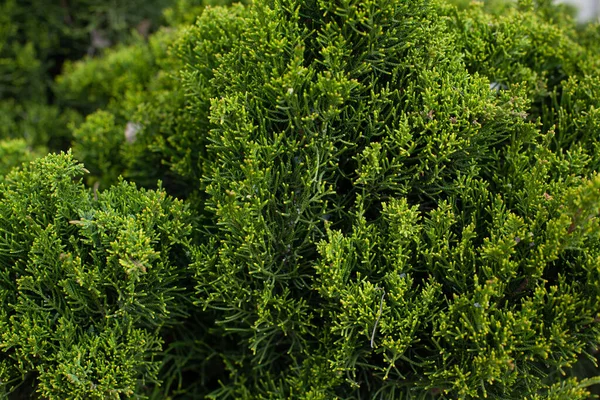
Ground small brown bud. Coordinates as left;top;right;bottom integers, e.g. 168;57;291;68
507;359;515;371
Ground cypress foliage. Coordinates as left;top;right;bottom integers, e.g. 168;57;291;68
0;0;201;154
57;26;196;194
0;139;41;183
57;4;248;197
1;0;600;398
182;0;600;397
0;152;196;398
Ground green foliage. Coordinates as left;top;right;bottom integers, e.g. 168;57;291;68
2;0;600;398
446;0;599;135
0;100;82;152
181;0;599;397
0;139;39;183
70;111;129;189
56;28;193;196
0;152;196;398
163;0;249;26
56;27;179;117
0;0;180;151
57;5;247;197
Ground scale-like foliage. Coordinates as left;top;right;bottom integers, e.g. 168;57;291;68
56;4;246;197
0;152;195;398
0;0;182;152
2;0;600;398
0;139;41;183
182;0;600;397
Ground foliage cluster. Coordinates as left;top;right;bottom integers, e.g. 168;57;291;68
0;153;196;398
1;0;600;398
0;0;210;155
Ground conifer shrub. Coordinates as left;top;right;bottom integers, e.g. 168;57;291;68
0;139;40;183
2;0;600;398
63;2;278;196
181;1;600;397
56;3;246;196
0;152;198;398
56;26;190;193
0;0;207;154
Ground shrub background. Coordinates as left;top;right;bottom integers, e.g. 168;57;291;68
0;0;220;155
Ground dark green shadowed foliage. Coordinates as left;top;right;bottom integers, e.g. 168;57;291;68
57;4;249;199
0;139;42;184
0;0;181;153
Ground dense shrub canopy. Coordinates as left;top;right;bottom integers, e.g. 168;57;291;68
1;0;600;398
0;153;195;398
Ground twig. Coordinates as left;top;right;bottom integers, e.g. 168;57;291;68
370;287;386;348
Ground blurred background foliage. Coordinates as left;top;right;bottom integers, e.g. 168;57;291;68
0;0;236;156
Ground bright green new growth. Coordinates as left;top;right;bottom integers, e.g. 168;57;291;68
1;0;600;398
0;153;194;399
